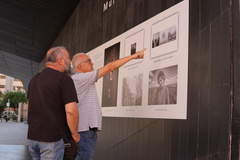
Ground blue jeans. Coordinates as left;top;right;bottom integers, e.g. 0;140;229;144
75;130;97;160
28;139;64;160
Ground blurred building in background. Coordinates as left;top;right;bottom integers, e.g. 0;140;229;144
0;73;25;93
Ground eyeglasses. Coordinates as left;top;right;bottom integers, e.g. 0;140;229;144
80;59;92;64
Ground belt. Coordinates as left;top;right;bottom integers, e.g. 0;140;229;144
89;127;98;132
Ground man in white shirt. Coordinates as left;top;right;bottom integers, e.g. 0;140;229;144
71;48;146;160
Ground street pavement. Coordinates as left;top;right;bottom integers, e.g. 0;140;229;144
0;119;28;145
0;119;32;160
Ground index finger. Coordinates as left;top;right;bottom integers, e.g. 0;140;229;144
140;48;147;52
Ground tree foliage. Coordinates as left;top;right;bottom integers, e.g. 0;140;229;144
0;91;27;108
0;91;3;101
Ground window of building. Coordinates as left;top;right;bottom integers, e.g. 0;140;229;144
14;78;20;81
0;75;6;79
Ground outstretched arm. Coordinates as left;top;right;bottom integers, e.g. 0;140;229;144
98;48;146;79
65;102;80;143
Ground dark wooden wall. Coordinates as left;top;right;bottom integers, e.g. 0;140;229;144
232;0;240;159
49;0;237;159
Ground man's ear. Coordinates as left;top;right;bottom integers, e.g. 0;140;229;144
78;63;82;69
58;58;64;65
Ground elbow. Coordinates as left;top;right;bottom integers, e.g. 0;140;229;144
109;65;116;72
66;110;78;118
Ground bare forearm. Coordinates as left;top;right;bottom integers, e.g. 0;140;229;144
98;48;146;79
65;102;80;142
107;55;133;71
108;48;146;70
66;111;78;135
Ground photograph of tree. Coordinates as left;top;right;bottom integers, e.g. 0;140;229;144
122;73;143;106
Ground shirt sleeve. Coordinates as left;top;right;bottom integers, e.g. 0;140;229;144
62;75;78;105
72;70;98;86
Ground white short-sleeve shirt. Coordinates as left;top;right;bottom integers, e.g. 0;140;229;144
71;70;102;132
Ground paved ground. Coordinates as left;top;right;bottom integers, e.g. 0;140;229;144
0;120;32;160
0;120;28;145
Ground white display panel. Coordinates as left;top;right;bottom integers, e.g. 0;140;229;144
86;0;189;119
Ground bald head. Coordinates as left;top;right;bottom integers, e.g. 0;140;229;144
72;53;94;73
46;46;66;64
72;53;86;71
45;46;71;73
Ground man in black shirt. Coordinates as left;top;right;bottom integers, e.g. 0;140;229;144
27;46;80;159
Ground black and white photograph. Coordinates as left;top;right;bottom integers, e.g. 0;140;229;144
152;32;160;48
159;29;168;45
148;65;178;105
102;42;120;107
168;25;177;41
124;30;144;66
131;43;137;55
122;73;143;106
151;13;179;58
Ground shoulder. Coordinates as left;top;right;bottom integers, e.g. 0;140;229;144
43;68;73;84
163;86;169;92
61;73;74;83
72;70;98;84
72;70;98;79
29;73;40;85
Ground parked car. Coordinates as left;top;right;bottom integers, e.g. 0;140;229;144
1;111;18;120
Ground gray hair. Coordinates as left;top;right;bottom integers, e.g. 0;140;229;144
46;46;66;63
71;53;85;71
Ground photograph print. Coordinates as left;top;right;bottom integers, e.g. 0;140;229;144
152;32;160;48
159;28;168;45
124;30;144;66
168;25;177;42
122;73;143;106
102;42;120;107
131;43;137;55
151;13;179;58
148;65;178;105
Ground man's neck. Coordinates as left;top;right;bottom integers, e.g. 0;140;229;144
75;69;85;73
46;64;63;72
